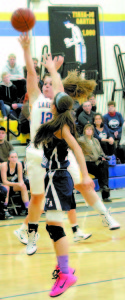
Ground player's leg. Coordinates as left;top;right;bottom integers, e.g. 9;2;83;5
67;193;92;242
67;150;92;239
46;211;77;297
27;193;44;255
14;147;45;250
26;147;46;255
14;215;29;245
14;205;44;245
68;150;120;230
75;183;120;230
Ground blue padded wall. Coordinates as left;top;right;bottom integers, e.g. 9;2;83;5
94;176;125;191
109;165;125;177
109;177;125;189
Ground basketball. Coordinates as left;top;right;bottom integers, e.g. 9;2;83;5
11;8;36;32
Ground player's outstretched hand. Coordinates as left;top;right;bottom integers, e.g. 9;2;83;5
18;32;30;49
54;55;64;71
41;54;56;72
41;54;64;72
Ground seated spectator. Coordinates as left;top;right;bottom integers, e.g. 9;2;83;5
0;126;14;166
0;100;7;120
103;101;124;144
77;100;95;135
117;121;125;163
1;150;30;216
2;54;26;98
78;124;111;202
0;72;18;117
75;93;96;121
18;92;30;134
75;103;83;121
71;99;80;122
88;93;97;112
24;57;44;91
94;113;116;156
36;69;43;92
23;57;40;79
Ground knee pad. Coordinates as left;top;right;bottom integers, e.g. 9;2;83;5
46;224;66;242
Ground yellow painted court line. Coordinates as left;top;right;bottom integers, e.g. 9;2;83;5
35;12;48;21
0;12;48;21
0;12;125;22
0;12;12;21
99;14;124;22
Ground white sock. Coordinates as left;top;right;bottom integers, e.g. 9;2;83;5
92;199;109;216
93;200;118;226
20;223;28;231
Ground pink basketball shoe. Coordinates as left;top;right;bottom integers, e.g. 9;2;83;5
49;270;77;297
55;265;75;274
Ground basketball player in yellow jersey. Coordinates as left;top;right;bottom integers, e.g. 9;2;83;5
14;33;91;255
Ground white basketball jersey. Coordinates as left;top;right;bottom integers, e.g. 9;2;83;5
30;93;53;142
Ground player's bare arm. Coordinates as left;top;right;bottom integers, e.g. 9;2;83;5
18;33;40;105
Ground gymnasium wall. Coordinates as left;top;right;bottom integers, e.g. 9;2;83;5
0;0;125;116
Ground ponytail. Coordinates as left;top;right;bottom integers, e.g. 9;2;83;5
34;110;76;147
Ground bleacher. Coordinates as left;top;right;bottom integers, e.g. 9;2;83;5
0;110;18;135
0;110;29;161
93;164;125;191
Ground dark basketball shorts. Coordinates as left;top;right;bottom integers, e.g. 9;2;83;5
44;169;75;212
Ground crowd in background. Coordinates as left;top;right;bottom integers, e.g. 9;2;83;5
0;53;125;219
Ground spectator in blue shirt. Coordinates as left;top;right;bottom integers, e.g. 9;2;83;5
103;101;124;143
94;113;116;156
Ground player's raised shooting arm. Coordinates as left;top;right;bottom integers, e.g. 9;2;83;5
18;33;41;105
41;54;64;97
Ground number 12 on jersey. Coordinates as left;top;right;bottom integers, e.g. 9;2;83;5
41;112;53;124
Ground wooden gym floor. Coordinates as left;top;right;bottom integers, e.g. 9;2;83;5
0;198;125;300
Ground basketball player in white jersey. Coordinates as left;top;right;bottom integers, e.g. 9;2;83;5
14;33;91;255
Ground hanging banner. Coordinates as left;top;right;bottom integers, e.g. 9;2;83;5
48;6;103;93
